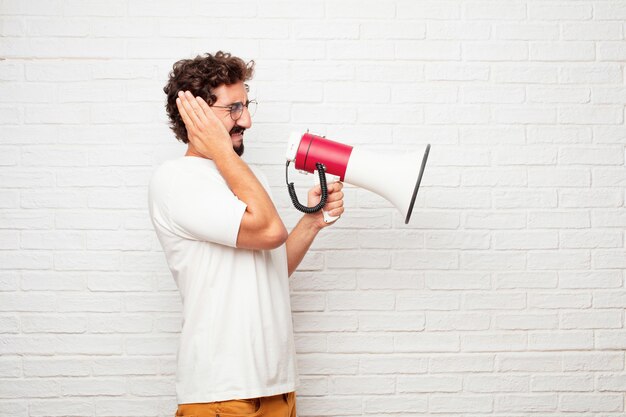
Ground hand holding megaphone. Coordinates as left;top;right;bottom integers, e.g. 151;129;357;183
285;131;430;224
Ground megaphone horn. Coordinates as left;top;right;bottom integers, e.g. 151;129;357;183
285;131;430;224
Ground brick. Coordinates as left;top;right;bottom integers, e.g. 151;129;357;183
95;399;160;417
426;312;490;331
362;21;425;40
461;167;527;187
528;293;591;309
560;230;622;249
328;334;393;353
398;375;461;393
497;353;562;372
464;2;525;20
463;86;524;103
21;315;86;333
425;272;490;289
495;23;559;40
560;64;623;84
364;396;427;413
430;395;493;412
427;21;490;40
528;210;590;229
527;86;590;104
560;394;623;412
530;42;595;61
465;211;526;230
594;290;626;307
597;374;626;392
595;1;626;19
598;42;626;61
528;251;590;270
561;271;622;289
464;42;528;61
528;126;592;144
328;41;394;60
563;23;622;40
327;291;394;311
495;394;557;412
466;375;528;392
397;1;461;19
393;250;459;270
359;313;424;332
291;293;326;312
528;331;593;350
493;231;558;249
397;293;460;311
496;314;558;330
560;189;622;208
528;167;590;187
511;190;566;208
430;354;494;372
559;106;624;125
561;311;622;329
330;376;394;395
396;40;461;60
593;250;626;269
23;358;90;377
425;63;489;81
464;292;526;310
563;352;624;371
392;84;457;103
495;272;558;289
493;64;557;83
395;333;459;352
528;2;591;20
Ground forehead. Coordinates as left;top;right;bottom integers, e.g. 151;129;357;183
213;81;248;104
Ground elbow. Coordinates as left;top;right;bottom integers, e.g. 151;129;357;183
263;222;288;249
237;213;288;251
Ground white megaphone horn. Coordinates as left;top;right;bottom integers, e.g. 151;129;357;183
285;131;430;224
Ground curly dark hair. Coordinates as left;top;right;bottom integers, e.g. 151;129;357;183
163;51;255;144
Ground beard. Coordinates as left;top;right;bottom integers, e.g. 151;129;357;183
230;125;245;156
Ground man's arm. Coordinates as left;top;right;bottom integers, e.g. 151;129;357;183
176;91;288;250
286;182;344;277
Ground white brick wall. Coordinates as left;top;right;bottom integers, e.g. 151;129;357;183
1;0;625;416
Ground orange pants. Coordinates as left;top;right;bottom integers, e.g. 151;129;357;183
175;392;296;417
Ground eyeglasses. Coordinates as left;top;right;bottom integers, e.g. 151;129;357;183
211;99;257;121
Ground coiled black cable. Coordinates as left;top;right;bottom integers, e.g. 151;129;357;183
286;161;328;213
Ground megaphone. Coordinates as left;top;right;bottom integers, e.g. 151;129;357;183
285;131;430;224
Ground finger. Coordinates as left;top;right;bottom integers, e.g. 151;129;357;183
184;91;209;125
326;206;344;217
326;191;344;203
176;96;196;130
178;91;202;128
195;96;220;123
324;199;344;211
331;182;344;192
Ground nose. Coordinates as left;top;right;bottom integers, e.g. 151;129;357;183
237;106;252;129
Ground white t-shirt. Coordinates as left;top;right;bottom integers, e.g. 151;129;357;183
148;156;298;404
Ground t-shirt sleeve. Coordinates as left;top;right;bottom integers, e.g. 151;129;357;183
166;171;247;248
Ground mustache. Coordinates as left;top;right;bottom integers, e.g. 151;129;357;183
230;126;245;135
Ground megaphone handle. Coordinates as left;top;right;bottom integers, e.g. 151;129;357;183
321;172;341;223
286;161;328;214
323;210;341;223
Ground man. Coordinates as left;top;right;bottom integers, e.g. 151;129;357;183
149;51;344;417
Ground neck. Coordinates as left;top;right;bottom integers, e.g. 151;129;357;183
185;144;208;159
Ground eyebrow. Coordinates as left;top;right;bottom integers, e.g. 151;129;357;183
227;98;249;106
